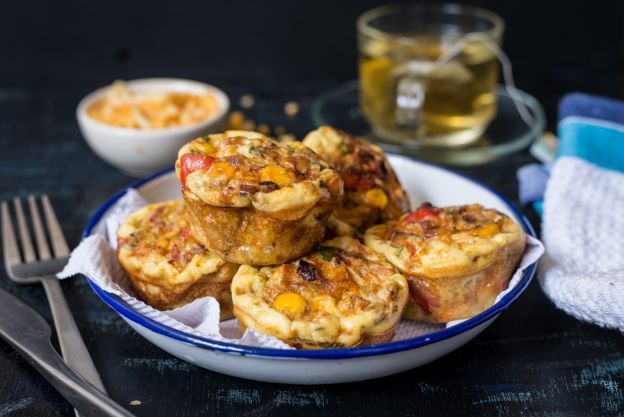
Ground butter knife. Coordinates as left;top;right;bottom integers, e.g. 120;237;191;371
0;287;134;417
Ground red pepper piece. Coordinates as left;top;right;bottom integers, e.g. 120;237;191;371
180;153;214;188
405;207;439;222
342;172;374;191
169;244;180;264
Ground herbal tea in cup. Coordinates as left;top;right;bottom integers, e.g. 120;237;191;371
357;4;504;147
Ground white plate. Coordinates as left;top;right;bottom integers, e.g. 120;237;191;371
84;155;538;384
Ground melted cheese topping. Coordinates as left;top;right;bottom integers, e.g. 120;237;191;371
176;131;343;212
364;204;526;278
231;236;408;349
117;201;235;308
303;126;410;233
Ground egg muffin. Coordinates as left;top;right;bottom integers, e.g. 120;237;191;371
231;236;409;349
117;200;238;318
303;126;410;235
365;203;526;323
176;130;343;265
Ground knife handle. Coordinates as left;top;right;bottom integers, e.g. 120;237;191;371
4;334;134;417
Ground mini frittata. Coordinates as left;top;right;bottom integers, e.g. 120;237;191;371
117;200;238;319
364;203;526;323
231;236;409;349
175;130;343;265
303;126;410;235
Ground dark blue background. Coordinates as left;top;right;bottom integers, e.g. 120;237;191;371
2;0;623;113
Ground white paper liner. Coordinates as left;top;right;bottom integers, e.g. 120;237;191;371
58;189;544;349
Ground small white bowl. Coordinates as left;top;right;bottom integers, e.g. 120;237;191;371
77;78;230;177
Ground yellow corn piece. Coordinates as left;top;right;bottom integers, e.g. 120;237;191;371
309;296;336;314
209;161;235;179
260;165;293;187
273;292;306;318
194;140;216;155
363;188;388;209
475;223;499;237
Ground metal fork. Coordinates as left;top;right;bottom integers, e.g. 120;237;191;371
1;195;107;417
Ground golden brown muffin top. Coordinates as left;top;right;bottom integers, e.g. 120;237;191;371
259;237;401;311
117;201;226;286
303;126;410;231
231;236;408;348
176;131;343;214
365;203;526;278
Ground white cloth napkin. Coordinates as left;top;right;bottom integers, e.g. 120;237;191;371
541;157;624;332
58;189;543;349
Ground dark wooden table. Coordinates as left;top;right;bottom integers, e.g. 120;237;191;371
1;80;623;417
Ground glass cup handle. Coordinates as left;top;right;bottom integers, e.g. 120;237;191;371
395;76;425;129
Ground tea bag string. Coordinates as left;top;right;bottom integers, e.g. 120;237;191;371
436;33;540;138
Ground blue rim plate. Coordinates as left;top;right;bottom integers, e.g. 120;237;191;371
83;161;538;360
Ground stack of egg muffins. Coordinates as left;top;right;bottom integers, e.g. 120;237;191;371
117;127;527;349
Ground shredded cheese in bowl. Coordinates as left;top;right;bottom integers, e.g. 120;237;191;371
87;80;221;129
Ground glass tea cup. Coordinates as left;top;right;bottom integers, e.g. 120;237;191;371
357;4;504;147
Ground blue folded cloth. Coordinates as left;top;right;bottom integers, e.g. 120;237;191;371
517;92;624;214
559;92;624;173
559;92;624;124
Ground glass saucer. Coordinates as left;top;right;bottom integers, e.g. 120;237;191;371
310;81;546;165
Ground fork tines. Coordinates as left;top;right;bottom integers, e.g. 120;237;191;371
2;195;69;269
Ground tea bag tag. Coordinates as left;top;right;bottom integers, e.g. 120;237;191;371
396;76;425;129
393;60;435;131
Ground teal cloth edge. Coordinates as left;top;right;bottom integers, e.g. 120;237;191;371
558;116;624;174
529;115;624;216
